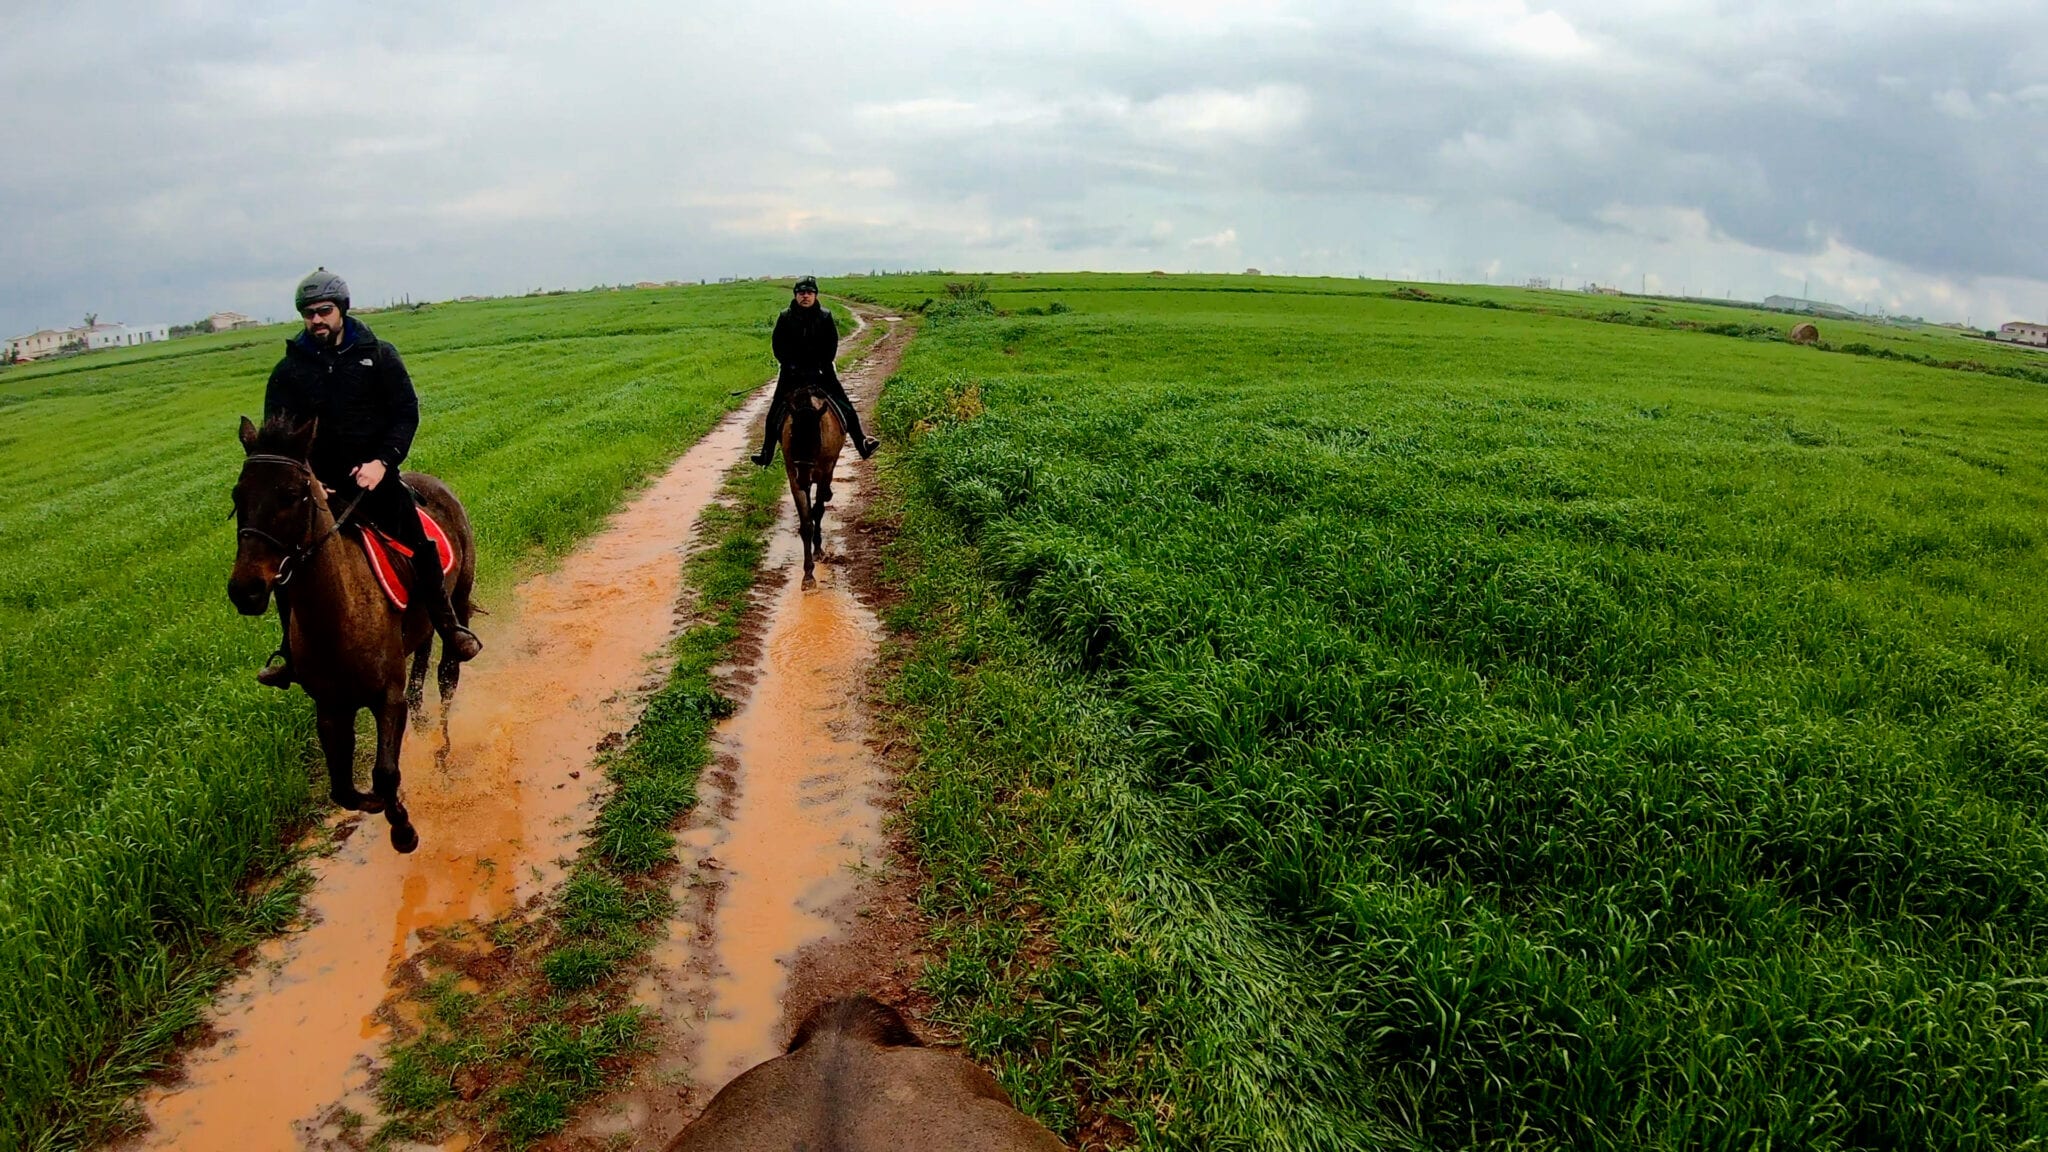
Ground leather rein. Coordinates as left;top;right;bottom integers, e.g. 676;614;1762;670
236;453;368;589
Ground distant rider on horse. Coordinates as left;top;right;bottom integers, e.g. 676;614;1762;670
751;276;879;466
255;268;483;687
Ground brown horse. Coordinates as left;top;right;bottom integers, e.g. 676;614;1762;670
781;378;846;588
226;415;479;853
665;997;1065;1151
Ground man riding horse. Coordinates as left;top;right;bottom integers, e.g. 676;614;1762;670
255;268;482;688
751;276;879;467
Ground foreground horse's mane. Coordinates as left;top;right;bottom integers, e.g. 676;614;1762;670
252;413;315;455
786;996;923;1053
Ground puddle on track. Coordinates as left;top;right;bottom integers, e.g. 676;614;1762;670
688;520;884;1089
121;390;772;1151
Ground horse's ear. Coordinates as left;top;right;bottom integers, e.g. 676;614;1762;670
239;416;259;453
288;417;319;460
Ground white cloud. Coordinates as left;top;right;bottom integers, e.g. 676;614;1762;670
1134;84;1311;143
1933;88;1981;119
1407;0;1596;60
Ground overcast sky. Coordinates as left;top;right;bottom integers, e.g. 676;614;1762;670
4;0;2045;336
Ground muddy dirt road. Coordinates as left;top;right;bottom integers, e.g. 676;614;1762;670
113;311;911;1151
557;311;920;1150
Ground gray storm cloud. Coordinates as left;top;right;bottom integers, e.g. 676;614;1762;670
1;0;2043;335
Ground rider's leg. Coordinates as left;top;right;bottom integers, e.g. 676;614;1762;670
753;379;792;466
372;479;482;662
256;586;294;688
822;375;878;459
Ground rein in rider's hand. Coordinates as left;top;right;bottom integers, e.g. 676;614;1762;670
351;459;388;491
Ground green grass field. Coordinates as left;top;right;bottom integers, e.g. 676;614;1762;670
0;283;801;1145
861;274;2048;1148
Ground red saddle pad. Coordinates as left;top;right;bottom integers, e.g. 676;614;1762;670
355;508;455;611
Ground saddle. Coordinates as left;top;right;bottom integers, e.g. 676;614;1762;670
354;507;455;611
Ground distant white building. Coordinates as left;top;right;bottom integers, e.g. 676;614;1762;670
1764;294;1856;319
82;323;170;350
209;311;259;332
1996;321;2048;347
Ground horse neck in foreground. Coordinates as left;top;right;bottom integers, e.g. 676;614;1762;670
666;997;1065;1151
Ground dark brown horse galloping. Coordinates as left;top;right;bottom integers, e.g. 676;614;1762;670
227;415;479;853
780;376;846;588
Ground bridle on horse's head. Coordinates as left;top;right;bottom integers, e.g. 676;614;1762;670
235;453;366;587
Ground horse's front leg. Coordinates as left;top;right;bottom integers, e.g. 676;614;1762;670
812;474;831;563
788;467;816;586
317;701;383;813
372;689;419;854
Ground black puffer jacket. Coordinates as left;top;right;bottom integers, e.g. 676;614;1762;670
262;317;419;487
771;301;840;386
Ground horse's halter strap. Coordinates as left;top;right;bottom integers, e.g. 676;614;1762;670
237;453;368;586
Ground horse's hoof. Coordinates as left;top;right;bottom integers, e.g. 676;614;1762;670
802;573;817;589
390;822;419;854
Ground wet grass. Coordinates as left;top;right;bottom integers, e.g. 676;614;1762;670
0;283;796;1147
371;458;786;1149
864;275;2048;1148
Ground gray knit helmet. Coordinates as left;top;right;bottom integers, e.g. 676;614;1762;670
294;268;350;314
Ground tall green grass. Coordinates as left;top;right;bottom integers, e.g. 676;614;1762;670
0;284;792;1146
867;276;2048;1148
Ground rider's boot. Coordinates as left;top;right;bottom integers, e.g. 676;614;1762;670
829;391;879;459
414;551;482;662
257;593;293;688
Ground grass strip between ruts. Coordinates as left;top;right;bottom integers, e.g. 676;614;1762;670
367;459;785;1149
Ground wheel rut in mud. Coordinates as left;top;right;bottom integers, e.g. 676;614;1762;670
555;309;930;1151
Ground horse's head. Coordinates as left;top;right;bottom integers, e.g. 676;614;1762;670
228;414;325;615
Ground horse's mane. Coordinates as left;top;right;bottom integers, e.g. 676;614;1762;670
786;996;923;1052
789;399;825;460
252;412;316;456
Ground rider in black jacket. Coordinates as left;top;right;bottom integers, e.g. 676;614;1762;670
255;268;482;687
751;277;879;466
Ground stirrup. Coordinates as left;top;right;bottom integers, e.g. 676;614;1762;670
859;437;880;459
751;448;775;467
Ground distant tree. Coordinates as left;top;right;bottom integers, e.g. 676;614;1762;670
83;312;98;329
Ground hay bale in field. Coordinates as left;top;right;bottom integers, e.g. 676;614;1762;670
1789;322;1820;344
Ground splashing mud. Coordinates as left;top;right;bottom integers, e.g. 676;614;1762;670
120;392;772;1151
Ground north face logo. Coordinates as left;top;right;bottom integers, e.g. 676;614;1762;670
359;358;373;366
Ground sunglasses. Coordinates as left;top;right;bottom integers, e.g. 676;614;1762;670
300;303;339;319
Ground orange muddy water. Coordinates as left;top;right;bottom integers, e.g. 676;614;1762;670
566;317;900;1149
687;522;884;1088
123;390;772;1151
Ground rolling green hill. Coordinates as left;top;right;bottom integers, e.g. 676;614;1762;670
864;273;2048;1148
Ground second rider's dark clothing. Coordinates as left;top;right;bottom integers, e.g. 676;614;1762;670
263;317;433;555
762;301;870;450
